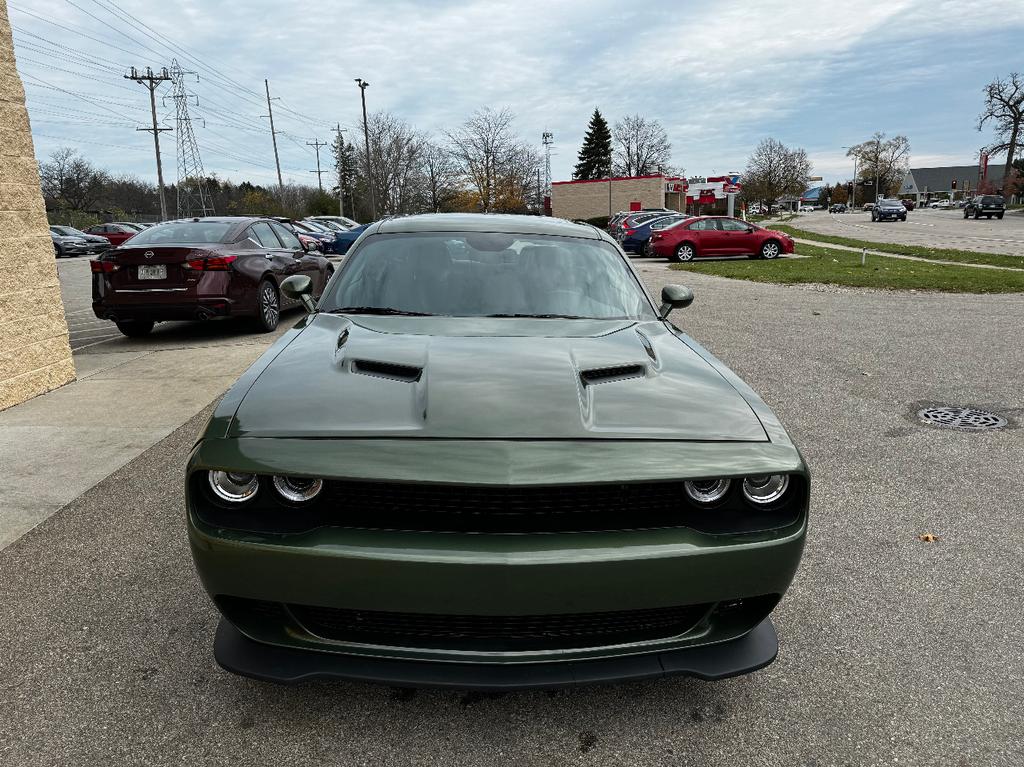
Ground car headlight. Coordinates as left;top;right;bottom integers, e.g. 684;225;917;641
208;471;259;503
742;475;790;505
684;478;732;505
272;475;323;503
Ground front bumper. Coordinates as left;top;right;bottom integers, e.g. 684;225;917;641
214;614;779;689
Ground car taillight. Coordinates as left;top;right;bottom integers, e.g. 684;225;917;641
184;256;237;271
651;233;662;240
89;260;119;273
623;228;636;236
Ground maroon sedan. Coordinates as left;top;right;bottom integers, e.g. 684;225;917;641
649;216;795;262
90;217;333;337
84;223;139;247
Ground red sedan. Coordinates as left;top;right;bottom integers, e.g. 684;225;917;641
85;223;140;247
649;216;795;262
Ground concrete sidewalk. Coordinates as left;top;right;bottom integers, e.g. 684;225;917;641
0;330;286;550
791;236;1024;271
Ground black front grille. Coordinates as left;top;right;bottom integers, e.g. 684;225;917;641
288;602;710;651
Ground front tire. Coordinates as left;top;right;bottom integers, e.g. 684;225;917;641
115;320;154;338
964;210;969;219
254;278;280;332
671;243;695;263
997;213;1004;220
760;240;781;259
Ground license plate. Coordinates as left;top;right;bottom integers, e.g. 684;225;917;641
138;265;166;280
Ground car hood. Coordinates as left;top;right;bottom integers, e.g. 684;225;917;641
227;314;768;442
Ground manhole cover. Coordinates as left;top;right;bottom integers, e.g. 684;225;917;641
917;406;1007;431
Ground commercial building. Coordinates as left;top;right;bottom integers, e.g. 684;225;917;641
550;174;741;221
899;165;1005;204
0;4;76;410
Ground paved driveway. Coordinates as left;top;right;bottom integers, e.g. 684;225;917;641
793;208;1024;256
2;269;1022;766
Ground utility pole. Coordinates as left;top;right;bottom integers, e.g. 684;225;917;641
355;78;376;220
335;124;346;218
264;79;283;191
874;136;881;202
125;66;172;221
306;138;328;191
843;146;858;210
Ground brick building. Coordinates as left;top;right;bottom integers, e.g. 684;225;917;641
550;174;740;221
0;2;76;410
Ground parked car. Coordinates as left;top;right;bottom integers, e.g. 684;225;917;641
614;211;676;238
900;199;916;211
187;212;809;688
85;222;140;247
930;199;951;210
862;202;875;211
90;216;333;337
274;218;334;253
306;218;346;232
871;199;907;222
331;223;370;255
650;216;795;262
798;205;815;213
828;204;847;213
49;225;111;257
964;195;1005;220
309;215;360;230
112;221;147;231
620;214;688;256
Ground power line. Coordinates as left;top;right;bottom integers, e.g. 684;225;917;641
125;66;172;220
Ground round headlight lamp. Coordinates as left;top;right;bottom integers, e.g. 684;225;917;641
208;471;259;503
272;475;323;503
684;478;731;505
742;474;790;505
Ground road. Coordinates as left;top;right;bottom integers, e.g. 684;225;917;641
792;208;1024;256
2;263;1023;766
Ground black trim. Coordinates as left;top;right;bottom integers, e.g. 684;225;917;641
213;617;778;689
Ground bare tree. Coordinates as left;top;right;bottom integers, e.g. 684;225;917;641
846;132;910;199
611;115;672;177
419;142;460;212
356;112;426;215
978;72;1024;180
39;147;109;211
742;138;812;211
446;107;540;213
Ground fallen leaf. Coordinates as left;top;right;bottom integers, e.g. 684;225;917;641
918;533;939;543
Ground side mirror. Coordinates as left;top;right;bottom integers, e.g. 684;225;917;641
659;284;694;318
281;274;316;313
745;227;755;233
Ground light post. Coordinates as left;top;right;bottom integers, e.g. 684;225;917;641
354;78;376;220
842;146;858;210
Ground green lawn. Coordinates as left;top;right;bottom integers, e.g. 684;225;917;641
771;224;1024;269
669;243;1024;293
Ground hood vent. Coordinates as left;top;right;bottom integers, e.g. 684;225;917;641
352;359;423;383
580;364;645;386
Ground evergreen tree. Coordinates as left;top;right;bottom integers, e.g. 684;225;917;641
573;108;612;180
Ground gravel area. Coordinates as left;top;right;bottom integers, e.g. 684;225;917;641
2;270;1022;766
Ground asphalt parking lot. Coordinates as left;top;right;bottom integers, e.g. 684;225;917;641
793;208;1024;256
2;266;1023;766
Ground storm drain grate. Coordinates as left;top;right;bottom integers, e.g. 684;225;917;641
917;406;1007;431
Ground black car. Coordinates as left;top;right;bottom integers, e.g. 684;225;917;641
871;199;907;222
49;225;111;257
964;195;1005;220
829;203;847;213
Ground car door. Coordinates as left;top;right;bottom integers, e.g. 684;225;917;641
718;218;757;255
269;221;320;294
690;219;726;255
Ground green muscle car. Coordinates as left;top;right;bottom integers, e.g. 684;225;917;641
186;213;808;689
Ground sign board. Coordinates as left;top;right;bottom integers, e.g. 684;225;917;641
665;182;685;193
724;184;741;194
629;200;642;211
808;176;823;182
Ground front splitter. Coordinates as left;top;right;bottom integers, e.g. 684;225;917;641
213;617;778;690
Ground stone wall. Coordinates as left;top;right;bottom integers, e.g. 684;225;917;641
0;2;75;411
551;176;667;221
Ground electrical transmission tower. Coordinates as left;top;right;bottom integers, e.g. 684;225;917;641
169;60;214;218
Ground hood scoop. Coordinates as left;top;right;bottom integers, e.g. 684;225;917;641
352;359;423;383
580;364;646;386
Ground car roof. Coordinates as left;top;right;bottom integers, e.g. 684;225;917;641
372;213;606;240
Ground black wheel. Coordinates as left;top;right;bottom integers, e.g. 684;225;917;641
315;266;335;300
974;212;981;219
964;210;969;219
640;240;652;258
254;278;280;332
671;243;695;263
761;240;781;259
871;212;877;222
997;213;1004;220
115;320;154;338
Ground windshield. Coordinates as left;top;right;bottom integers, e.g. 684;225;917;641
322;232;656;320
119;221;234;245
981;196;1004;204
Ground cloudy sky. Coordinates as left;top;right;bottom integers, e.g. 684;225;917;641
11;0;1023;188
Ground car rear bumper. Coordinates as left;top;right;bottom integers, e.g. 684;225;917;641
92;297;241;322
213;614;779;689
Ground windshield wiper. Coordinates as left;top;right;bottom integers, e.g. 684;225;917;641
485;313;589;319
328;306;434;316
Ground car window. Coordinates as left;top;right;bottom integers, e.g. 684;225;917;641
324;232;657;320
688;219;717;231
249;221;280;248
719;218;750;231
117;221;234;245
981;196;1004;204
270;222;302;249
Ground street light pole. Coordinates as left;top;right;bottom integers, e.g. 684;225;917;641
843;146;858;210
355;78;376;220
